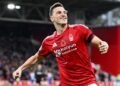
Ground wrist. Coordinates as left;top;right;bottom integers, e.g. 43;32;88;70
18;66;23;71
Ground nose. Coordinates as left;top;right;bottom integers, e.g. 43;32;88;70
61;14;66;18
61;12;66;17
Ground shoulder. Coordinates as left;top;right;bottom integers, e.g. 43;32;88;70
42;32;55;43
69;24;89;29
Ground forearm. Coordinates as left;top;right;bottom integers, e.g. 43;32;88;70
91;35;103;48
91;35;109;54
18;53;42;71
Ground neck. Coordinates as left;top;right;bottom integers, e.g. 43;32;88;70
54;23;68;35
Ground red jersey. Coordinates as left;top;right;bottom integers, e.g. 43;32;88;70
38;24;97;86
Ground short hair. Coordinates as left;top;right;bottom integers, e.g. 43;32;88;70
49;2;64;16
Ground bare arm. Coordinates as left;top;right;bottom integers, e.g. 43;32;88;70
18;52;42;71
91;35;109;54
13;52;43;79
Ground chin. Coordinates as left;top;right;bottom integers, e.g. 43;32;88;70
60;23;67;26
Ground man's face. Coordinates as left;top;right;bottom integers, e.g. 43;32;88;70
50;7;68;25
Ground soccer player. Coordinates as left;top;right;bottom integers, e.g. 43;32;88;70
13;2;109;86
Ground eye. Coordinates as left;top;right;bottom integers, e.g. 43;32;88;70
56;10;68;15
64;10;68;14
56;11;62;14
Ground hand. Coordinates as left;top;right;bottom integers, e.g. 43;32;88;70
99;41;109;54
13;68;22;80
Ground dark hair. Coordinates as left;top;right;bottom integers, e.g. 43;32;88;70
49;2;64;16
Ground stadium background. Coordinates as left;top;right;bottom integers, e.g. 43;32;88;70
0;0;120;86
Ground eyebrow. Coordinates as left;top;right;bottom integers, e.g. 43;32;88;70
56;10;67;12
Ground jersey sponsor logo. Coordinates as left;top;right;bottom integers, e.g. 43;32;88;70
54;43;77;57
54;49;62;57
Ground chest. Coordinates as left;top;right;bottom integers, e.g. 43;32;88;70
53;30;80;49
50;29;83;57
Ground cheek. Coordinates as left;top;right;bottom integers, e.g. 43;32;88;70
55;17;60;21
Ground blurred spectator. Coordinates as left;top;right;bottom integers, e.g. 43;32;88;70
35;63;45;85
46;67;54;86
29;69;36;86
30;70;36;83
0;65;7;80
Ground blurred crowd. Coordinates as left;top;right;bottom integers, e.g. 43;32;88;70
0;35;119;86
0;35;59;85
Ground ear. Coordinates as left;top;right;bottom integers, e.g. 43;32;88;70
50;16;54;22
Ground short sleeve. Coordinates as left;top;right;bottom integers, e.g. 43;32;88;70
38;39;50;57
78;24;93;42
